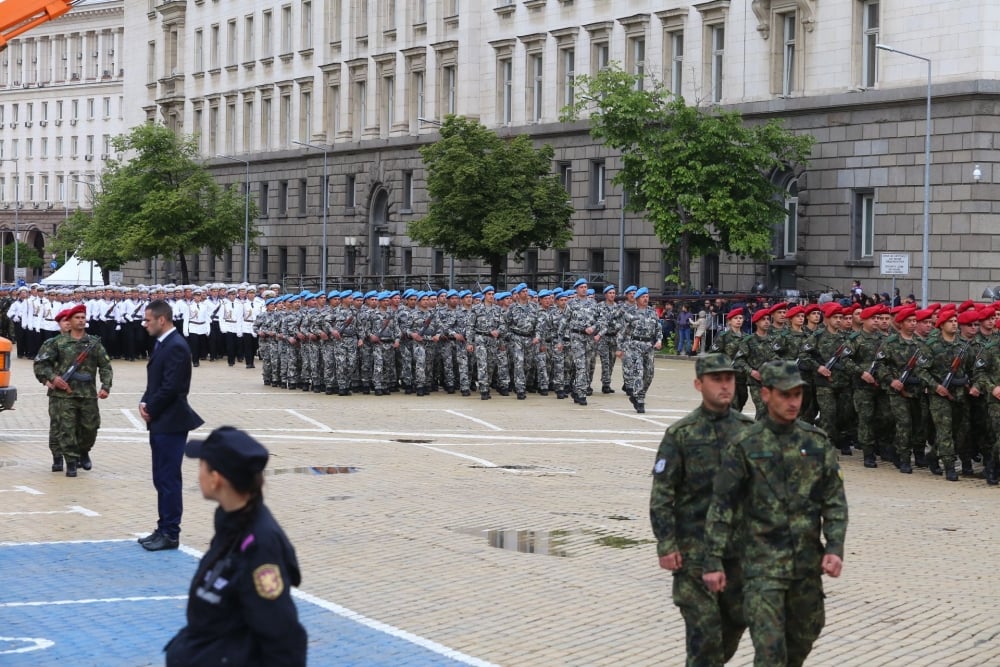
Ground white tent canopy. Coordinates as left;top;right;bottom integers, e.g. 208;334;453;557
41;254;103;286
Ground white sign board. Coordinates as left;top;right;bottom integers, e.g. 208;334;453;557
880;253;910;276
13;267;26;279
109;271;124;285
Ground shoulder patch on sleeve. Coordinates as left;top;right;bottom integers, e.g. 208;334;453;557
253;564;285;600
653;458;667;475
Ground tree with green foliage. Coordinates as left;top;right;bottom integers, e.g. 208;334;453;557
409;115;574;286
562;67;814;290
1;241;43;274
52;123;256;285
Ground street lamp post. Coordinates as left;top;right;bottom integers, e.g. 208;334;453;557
69;177;98;285
876;44;931;307
215;154;251;284
0;158;19;282
291;140;330;292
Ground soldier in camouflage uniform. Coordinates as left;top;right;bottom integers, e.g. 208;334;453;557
616;287;663;414
396;290;418;393
253;298;276;385
710;308;748;411
841;305;889;468
809;304;854;455
330;293;361;396
299;294;323;392
559;278;600;405
915;308;973;480
650;353;751;666
548;290;572;399
703;360;848;667
595;285;621;394
33;305;114;476
279;295;303;389
368;293;401;395
409;293;440;396
734;308;776;420
466;286;508;400
972;305;1000;484
437;290;468;395
771;306;818;422
504;284;538;400
875;307;927;474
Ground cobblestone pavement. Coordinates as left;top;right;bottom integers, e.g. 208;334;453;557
1;353;998;666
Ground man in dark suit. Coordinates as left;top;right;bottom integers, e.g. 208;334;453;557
138;299;205;551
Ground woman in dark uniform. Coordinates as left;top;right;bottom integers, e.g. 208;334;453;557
166;426;307;667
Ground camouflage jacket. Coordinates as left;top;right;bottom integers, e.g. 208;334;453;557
874;333;925;391
704;416;848;578
649;406;754;568
504;301;537;338
773;329;818;374
595;301;622;337
807;328;851;388
733;333;775;384
842;329;885;388
617;307;663;347
915;334;975;391
710;328;746;381
33;333;113;399
972;338;1000;394
466;303;503;338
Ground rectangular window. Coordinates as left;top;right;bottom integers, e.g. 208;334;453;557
433;250;445;275
411;70;424;122
147;41;156;82
442;65;456;115
299;90;312;141
299;247;307;274
301;1;313;49
279;92;291;146
381;75;394;132
861;0;879;88
670;31;684;97
529;54;543;122
208;105;219;154
227;19;238;66
262;10;273;57
853;190;875;259
346;174;356;208
278;247;287;277
261;96;272;149
329;0;342;42
278;180;289;215
557;250;571;278
624;250;640;286
780;13;795;96
226;102;236;153
402;170;413;210
783;193;798;256
260;247;269;281
244;15;255;62
259;181;269;216
592;41;609;75
590;160;605;205
329;85;341;136
589;249;605;280
629;37;646;89
559;48;575;108
281;5;293;53
298;177;307;214
243;99;254;151
353;80;366;137
711;25;724;103
558;162;572;193
498;58;512;125
210;24;220;69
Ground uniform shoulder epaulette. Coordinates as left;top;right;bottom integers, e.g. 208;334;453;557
847;331;862;341
731;410;755;424
667;410;703;432
796;419;829;438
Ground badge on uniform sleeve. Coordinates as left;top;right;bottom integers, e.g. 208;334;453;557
654;458;667;474
253;564;285;600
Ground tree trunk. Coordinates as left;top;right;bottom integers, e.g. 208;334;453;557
678;231;692;294
489;254;503;288
178;251;190;285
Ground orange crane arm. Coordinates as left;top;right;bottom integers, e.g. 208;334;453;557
0;0;78;51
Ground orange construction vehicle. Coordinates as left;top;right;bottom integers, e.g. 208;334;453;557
0;335;15;410
0;0;79;52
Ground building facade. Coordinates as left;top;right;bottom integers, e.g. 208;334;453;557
0;0;126;282
4;0;997;302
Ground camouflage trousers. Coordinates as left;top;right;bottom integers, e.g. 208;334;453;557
549;344;566;390
440;340;469;391
534;343;551;392
302;340;322;387
508;335;535;393
744;576;825;667
597;336;619;388
474;334;509;392
411;340;431;388
278;340;300;385
622;341;655;401
259;338;275;383
372;342;397;391
815;385;852;446
671;561;746;667
749;383;766;421
967;394;991;460
986;399;1000;465
853;385;890;458
49;396;101;463
928;390;969;466
568;333;596;397
359;343;374;390
335;338;359;391
889;390;925;460
399;340;414;388
320;340;338;390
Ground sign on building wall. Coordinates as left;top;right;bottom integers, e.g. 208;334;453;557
880;253;910;276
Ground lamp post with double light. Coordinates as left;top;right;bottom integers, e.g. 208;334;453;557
69;177;98;285
876;43;931;307
215;154;251;284
291;140;330;292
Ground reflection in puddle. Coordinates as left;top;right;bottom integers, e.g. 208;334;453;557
266;466;359;476
452;527;576;557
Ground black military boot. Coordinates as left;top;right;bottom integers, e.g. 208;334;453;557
839;442;853;456
928;457;943;476
945;462;959;482
898;454;913;474
960;458;974;477
79;453;92;471
51;455;63;473
312;385;324;393
635;402;645;414
516;391;526;400
914;450;928;468
461;389;470;397
325;386;336;395
65;461;78;478
480;391;491;400
863;453;877;468
538;389;548;396
986;458;998;486
497;388;509;397
601;385;615;394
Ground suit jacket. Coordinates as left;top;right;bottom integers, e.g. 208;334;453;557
141;329;204;435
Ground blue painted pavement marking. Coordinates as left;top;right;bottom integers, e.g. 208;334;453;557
0;540;495;667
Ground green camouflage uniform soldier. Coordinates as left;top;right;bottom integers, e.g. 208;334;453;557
710;308;748;411
809;304;854;455
971;305;1000;485
841;305;889;468
32;305;113;477
954;308;986;475
650;354;752;666
874;307;927;473
734;307;775;420
771;306;818;422
915;308;974;480
703;360;848;667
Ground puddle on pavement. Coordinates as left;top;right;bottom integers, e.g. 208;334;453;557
266;466;359;476
0;459;17;467
326;495;353;501
452;527;576;557
392;438;434;444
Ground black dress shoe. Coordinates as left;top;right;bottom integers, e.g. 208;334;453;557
138;531;160;545
79;453;92;471
51;455;63;472
142;533;179;551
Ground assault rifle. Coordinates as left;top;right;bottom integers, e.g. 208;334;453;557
897;349;920;386
61;337;99;384
867;338;886;376
941;340;971;397
336;314;356;337
823;342;848;371
418;314;434;338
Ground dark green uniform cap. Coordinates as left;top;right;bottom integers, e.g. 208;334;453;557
695;353;736;377
760;359;808;390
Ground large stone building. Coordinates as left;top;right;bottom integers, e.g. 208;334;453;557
5;0;997;302
0;0;125;283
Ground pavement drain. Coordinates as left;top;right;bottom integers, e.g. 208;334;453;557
266;466;360;475
469;464;577;474
392;438;434;444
